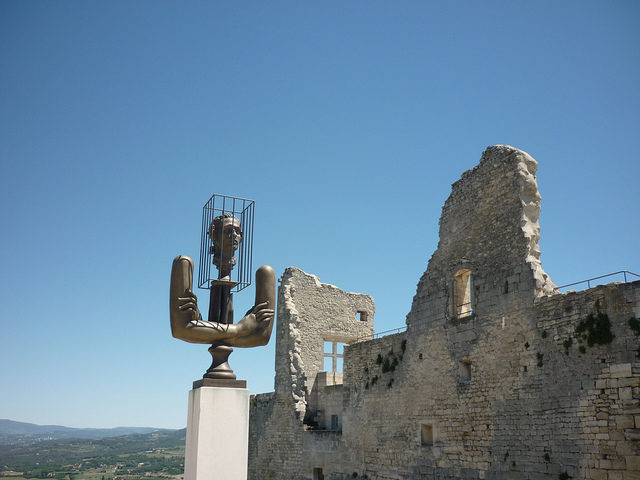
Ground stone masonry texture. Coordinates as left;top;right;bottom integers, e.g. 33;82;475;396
248;145;640;480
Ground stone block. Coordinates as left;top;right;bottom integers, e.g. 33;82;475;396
588;469;608;480
610;458;627;470
623;470;640;480
599;459;612;469
619;387;633;401
616;415;635;429
624;430;640;441
618;377;639;388
626;456;640;472
610;364;632;378
610;429;625;441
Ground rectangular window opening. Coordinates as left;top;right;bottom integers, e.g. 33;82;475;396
313;467;324;480
454;269;473;318
323;357;333;372
460;360;472;382
331;414;339;430
421;423;434;446
357;310;368;322
323;340;346;373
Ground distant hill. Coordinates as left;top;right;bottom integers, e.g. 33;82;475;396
0;427;186;478
0;419;172;445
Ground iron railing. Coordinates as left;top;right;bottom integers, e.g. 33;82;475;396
557;270;640;291
357;326;407;341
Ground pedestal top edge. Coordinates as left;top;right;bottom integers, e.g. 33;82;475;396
192;378;247;389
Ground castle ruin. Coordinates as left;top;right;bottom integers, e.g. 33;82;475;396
248;145;640;479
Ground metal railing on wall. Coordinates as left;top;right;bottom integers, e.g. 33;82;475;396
357;326;407;342
557;270;640;291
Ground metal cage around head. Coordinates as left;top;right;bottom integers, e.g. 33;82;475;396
197;194;254;293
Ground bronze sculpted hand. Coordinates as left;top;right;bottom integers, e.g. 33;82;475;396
170;255;276;346
177;289;202;321
236;302;271;331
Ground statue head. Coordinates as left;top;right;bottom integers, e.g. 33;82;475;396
208;213;243;275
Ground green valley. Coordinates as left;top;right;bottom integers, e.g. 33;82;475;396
0;429;185;480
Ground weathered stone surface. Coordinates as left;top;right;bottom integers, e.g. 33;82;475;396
248;267;374;480
248;146;640;480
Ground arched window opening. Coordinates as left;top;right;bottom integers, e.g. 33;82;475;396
454;269;473;318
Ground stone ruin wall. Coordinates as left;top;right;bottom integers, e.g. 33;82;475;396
248;146;640;479
249;267;374;480
273;267;374;419
341;281;640;479
408;145;557;335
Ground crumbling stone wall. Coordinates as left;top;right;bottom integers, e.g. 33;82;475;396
249;267;374;480
274;267;374;419
249;146;640;480
408;146;557;333
341;281;639;479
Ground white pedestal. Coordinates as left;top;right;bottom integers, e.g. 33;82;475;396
184;386;250;480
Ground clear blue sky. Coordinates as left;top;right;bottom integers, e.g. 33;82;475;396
1;1;638;429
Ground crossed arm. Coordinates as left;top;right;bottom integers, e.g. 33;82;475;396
170;256;276;346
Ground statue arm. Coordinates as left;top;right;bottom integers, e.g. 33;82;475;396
170;256;276;346
224;265;276;347
170;256;240;344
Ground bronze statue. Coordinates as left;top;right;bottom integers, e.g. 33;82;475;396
170;213;275;380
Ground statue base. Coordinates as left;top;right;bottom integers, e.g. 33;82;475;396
184;385;249;480
193;378;246;389
204;344;236;380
